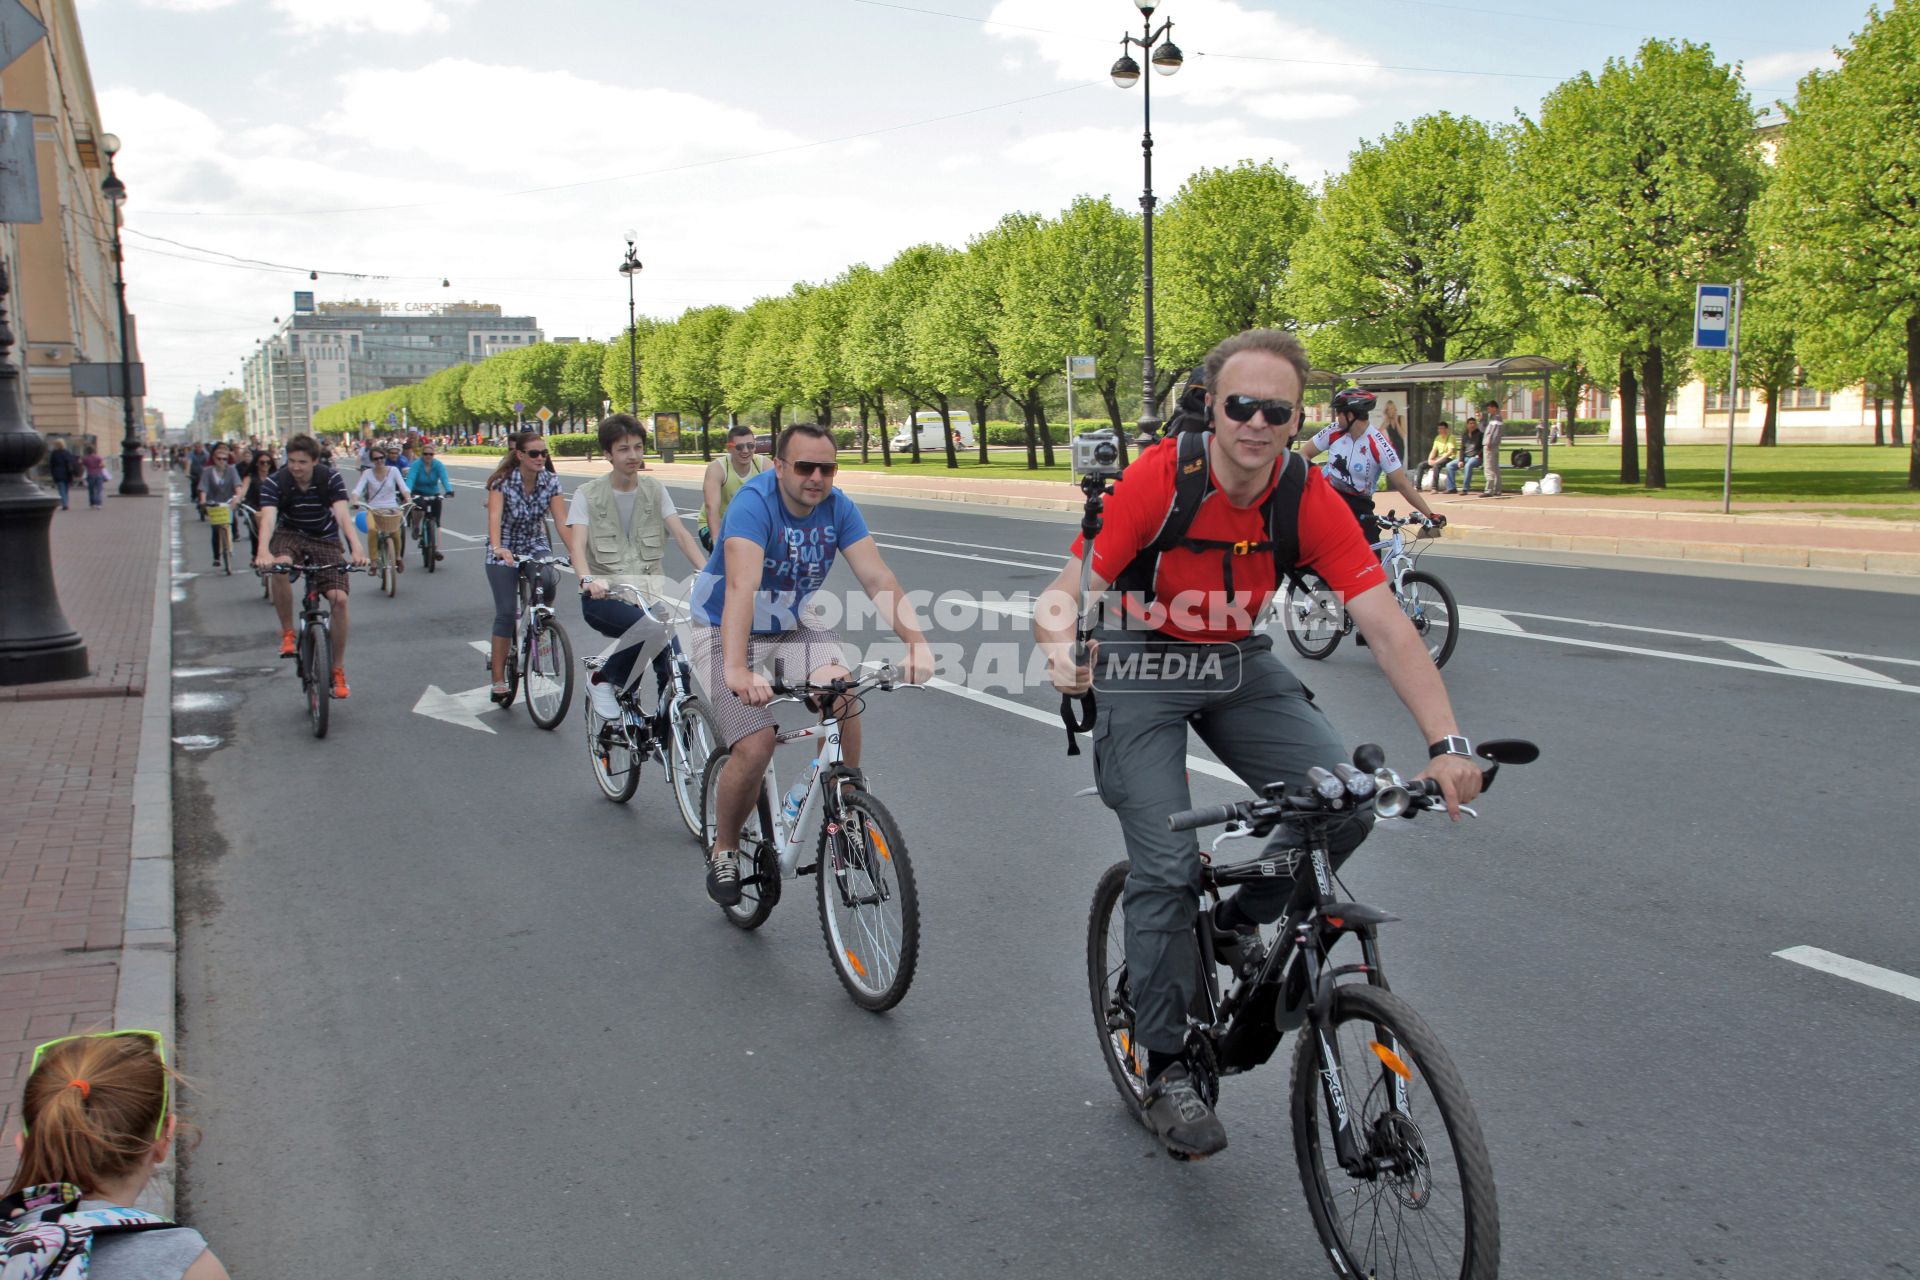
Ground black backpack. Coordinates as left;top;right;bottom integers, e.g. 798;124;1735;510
1108;430;1309;610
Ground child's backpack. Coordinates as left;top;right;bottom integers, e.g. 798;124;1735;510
0;1184;174;1280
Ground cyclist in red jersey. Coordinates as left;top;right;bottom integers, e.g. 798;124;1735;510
1033;328;1482;1159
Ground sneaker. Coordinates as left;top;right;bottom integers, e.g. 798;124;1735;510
587;676;623;722
434;551;445;561
1210;910;1266;979
395;558;404;574
1141;1062;1228;1158
278;630;297;658
330;668;350;699
706;851;742;907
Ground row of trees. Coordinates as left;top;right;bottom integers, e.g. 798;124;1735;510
306;5;1918;487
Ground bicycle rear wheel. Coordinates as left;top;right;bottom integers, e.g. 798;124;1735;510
305;622;331;739
816;788;919;1012
699;750;778;930
1401;570;1459;669
381;536;397;597
584;697;642;803
668;696;722;839
1087;859;1150;1119
525;616;574;729
1282;573;1346;660
1292;983;1499;1280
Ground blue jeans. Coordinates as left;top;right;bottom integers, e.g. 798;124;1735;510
580;593;672;707
54;479;69;509
1450;457;1479;492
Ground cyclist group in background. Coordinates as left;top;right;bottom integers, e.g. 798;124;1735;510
191;325;1483;1166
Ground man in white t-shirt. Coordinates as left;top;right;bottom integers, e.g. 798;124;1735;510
1301;388;1443;544
559;414;706;727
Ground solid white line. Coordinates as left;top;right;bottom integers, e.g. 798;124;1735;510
1492;607;1920;669
1774;946;1920;1004
925;677;1237;780
1470;627;1920;693
870;529;1070;562
872;540;1061;572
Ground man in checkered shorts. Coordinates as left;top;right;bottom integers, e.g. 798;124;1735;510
253;434;369;699
691;422;933;907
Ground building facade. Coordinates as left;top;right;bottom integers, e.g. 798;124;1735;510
0;0;139;451
242;297;540;439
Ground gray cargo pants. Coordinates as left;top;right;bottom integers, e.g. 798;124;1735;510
1090;629;1374;1055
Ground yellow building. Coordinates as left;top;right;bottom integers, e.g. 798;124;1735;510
0;0;135;451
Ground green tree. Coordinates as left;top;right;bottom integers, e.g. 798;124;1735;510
846;245;954;464
990;213;1063;468
1153;160;1314;402
558;341;608;429
721;295;800;428
1493;40;1762;486
1293;113;1511;461
1038;196;1140;444
505;343;567;430
1761;0;1920;486
908;221;1022;465
667;305;737;457
793;279;852;427
211;388;246;439
602;319;655;417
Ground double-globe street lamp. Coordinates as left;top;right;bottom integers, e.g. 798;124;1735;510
619;230;642;418
98;134;147;496
1111;0;1182;448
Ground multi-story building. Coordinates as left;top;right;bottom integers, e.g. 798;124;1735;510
187;388;218;439
241;297;541;438
1;0;137;450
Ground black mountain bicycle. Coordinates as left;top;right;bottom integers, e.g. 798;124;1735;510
257;559;368;739
411;492;452;573
1087;739;1537;1280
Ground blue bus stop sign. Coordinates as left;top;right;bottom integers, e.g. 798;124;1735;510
1694;284;1732;350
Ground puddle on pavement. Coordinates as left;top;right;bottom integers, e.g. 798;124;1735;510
171;735;223;752
170;587;188;603
172;691;239;714
172;667;236;680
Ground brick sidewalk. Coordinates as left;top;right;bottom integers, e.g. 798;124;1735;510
0;483;169;1184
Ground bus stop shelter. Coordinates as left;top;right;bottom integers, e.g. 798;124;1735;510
1342;355;1564;477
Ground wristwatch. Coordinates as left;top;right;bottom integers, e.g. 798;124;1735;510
1428;735;1474;759
578;575;594;591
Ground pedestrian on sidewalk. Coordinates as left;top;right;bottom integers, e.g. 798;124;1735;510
1479;400;1505;497
197;442;241;565
4;1030;231;1279
47;435;75;510
80;444;108;508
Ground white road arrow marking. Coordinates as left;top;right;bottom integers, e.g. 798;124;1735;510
1456;605;1525;633
411;683;502;734
1774;946;1920;1005
1726;640;1900;684
437;528;485;543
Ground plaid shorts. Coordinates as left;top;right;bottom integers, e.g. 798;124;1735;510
689;622;850;746
270;528;349;596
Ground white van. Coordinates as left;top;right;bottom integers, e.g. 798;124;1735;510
890;410;976;452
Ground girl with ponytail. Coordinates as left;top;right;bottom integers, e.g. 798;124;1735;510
4;1031;228;1279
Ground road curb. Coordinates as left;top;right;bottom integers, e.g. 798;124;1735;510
115;482;176;1217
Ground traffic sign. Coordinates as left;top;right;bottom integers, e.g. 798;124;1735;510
513;401;524;413
1694;285;1733;350
535;406;553;423
1068;355;1096;380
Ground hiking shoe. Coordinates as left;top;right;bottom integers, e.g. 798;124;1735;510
587;676;623;722
1141;1062;1228;1158
330;668;351;699
278;630;297;658
434;550;445;561
706;852;742;907
1210;912;1266;978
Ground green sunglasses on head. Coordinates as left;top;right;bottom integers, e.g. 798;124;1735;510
25;1029;170;1141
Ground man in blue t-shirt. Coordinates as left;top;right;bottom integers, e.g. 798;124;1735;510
691;422;933;908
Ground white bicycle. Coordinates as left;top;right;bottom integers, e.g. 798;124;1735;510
699;661;921;1012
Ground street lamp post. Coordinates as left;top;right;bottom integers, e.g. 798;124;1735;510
1111;0;1182;448
619;230;642;418
99;134;148;495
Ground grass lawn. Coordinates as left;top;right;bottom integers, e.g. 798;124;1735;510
833;441;1918;516
1541;443;1917;515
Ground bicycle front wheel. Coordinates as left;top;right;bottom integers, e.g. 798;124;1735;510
525;616;574;729
584;696;642;803
1087;859;1150;1119
699;749;777;930
1292;983;1499;1280
422;520;437;572
669;696;723;840
305;623;331;740
218;527;232;575
816;788;919;1012
1401;570;1459;669
1282;573;1346;660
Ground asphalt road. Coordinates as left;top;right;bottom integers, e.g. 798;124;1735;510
167;463;1920;1279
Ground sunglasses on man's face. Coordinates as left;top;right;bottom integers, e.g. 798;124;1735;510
785;459;838;478
1219;394;1296;426
731;442;755;452
27;1029;170;1140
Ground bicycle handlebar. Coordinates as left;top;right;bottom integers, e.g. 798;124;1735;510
1166;754;1500;833
254;562;370;577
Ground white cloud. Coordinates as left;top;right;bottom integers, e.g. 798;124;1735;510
1741;48;1840;86
137;0;245;11
271;0;456;36
1003;120;1309;190
320;59;808;180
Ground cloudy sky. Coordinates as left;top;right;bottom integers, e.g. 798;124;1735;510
83;0;1862;425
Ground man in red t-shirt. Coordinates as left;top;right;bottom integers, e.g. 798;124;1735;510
1033;328;1482;1159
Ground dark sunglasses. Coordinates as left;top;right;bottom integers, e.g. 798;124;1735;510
731;441;756;451
1220;394;1296;426
786;459;838;478
522;448;548;458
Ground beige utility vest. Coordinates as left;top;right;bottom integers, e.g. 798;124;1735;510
578;474;667;577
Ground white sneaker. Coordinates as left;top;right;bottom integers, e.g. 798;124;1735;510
588;677;623;722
